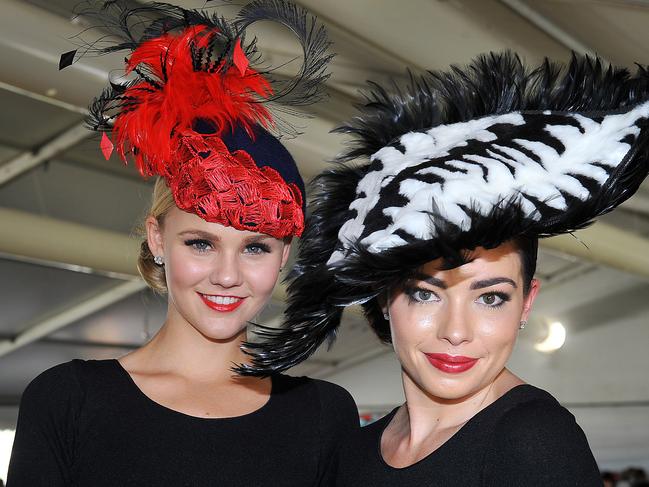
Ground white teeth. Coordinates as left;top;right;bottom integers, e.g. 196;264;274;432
203;295;241;305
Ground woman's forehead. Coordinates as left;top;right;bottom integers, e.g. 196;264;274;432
419;244;523;279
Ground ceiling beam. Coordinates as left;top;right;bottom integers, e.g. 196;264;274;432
0;207;140;279
499;0;601;58
0;280;146;359
0;121;91;187
542;220;649;281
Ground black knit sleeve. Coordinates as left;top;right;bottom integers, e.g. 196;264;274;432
484;399;603;487
7;361;84;487
312;380;359;487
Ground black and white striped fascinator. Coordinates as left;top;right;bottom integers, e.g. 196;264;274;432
238;52;649;375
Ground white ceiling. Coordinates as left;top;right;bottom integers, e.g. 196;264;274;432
1;0;649;472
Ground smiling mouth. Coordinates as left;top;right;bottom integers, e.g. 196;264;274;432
198;293;246;312
424;353;478;374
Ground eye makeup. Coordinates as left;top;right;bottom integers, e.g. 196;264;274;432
184;238;212;252
476;291;511;308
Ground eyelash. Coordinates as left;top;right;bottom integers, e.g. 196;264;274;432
404;287;511;308
404;286;440;304
183;239;272;255
185;239;212;253
244;243;271;255
476;292;511;308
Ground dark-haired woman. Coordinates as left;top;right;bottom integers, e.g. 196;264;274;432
7;2;357;486
242;52;649;485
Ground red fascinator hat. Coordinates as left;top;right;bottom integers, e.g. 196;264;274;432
61;0;334;238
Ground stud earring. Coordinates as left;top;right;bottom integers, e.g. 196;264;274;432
519;320;527;330
383;311;390;321
154;255;164;266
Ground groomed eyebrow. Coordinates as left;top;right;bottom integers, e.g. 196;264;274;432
470;277;517;290
243;235;274;245
412;273;447;289
178;230;219;240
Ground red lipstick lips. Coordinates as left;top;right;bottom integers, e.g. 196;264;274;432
425;353;478;374
199;293;245;313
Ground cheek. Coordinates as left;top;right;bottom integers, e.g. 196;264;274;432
473;307;521;349
242;258;281;296
389;299;440;349
165;251;207;289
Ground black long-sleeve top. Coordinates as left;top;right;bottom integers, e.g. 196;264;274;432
7;359;359;487
334;384;602;486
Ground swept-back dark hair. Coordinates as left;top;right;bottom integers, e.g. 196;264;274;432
236;51;649;375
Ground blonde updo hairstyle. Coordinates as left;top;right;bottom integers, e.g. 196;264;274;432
137;177;176;293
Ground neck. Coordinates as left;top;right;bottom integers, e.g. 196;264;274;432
134;306;251;382
397;368;514;444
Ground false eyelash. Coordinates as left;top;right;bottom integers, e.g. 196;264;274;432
403;285;439;304
246;242;272;253
184;238;212;250
477;291;511;308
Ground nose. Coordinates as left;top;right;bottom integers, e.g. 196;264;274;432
209;251;243;288
436;301;473;346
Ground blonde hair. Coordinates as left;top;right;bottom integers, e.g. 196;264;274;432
137;177;176;293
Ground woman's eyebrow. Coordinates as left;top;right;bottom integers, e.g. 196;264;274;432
178;230;219;240
470;277;517;290
244;235;273;244
412;273;447;289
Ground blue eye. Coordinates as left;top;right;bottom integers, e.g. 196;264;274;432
244;243;271;255
476;292;510;308
185;239;212;253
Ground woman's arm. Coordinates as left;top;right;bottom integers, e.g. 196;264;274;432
7;362;82;487
484;399;603;487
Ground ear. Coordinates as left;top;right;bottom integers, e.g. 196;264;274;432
280;239;292;269
521;278;541;322
377;292;389;316
146;215;164;258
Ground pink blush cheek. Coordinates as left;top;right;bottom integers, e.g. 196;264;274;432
165;257;207;290
241;260;280;297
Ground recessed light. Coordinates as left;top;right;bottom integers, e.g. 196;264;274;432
534;321;566;353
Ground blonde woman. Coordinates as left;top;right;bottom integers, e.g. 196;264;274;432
8;2;357;485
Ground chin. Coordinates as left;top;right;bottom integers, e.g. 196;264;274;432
414;368;487;402
194;320;248;341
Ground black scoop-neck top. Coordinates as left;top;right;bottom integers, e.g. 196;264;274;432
334;385;602;486
8;359;359;487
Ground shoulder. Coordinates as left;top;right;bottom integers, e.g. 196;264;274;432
486;386;600;485
311;378;358;410
21;359;117;408
274;375;357;409
275;375;359;430
494;386;580;444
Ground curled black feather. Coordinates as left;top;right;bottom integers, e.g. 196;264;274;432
240;51;649;375
236;0;334;108
69;0;333;137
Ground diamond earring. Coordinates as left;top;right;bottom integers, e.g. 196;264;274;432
154;255;164;266
519;320;527;330
383;311;390;320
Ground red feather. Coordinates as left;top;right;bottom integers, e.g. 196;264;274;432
110;26;273;177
